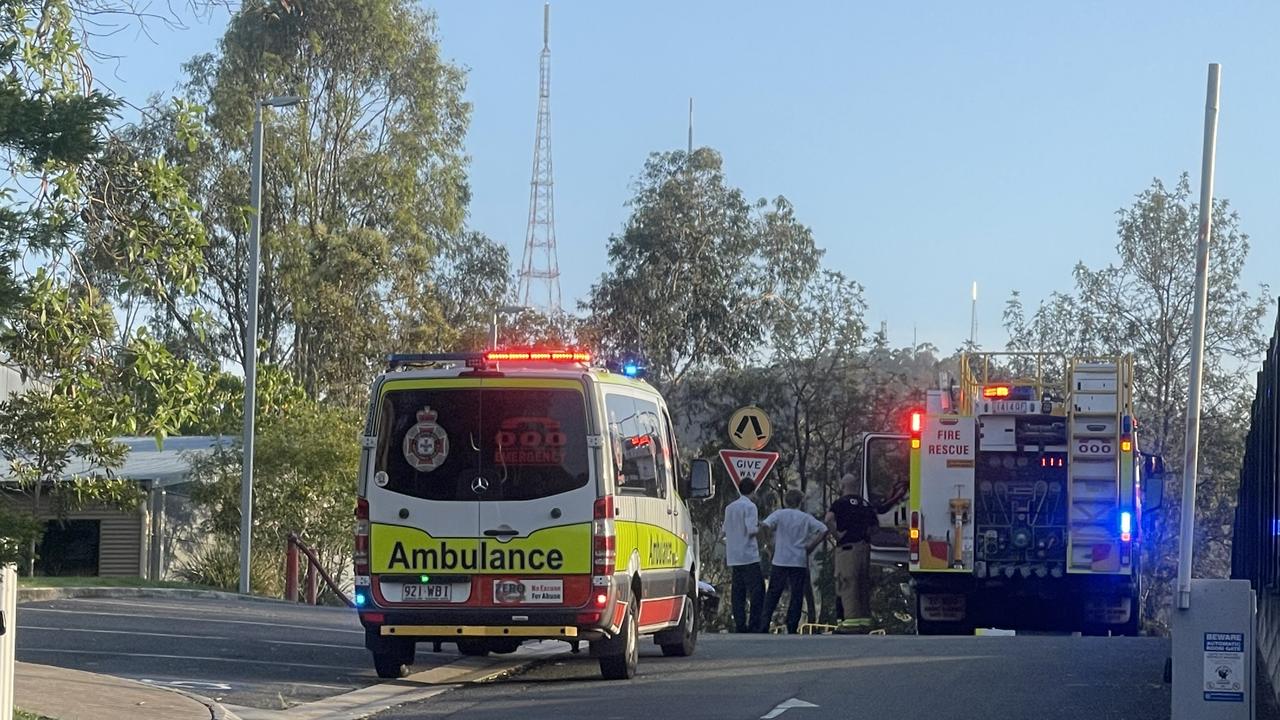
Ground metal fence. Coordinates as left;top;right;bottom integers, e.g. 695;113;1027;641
1232;299;1280;591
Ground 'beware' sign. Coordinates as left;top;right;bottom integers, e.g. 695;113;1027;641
719;449;779;490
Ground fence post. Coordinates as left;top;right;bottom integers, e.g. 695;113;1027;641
305;559;317;605
285;535;299;603
1;562;17;720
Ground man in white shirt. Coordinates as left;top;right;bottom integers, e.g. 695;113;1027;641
723;478;765;633
760;489;829;634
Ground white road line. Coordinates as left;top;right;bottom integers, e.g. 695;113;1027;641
70;597;352;620
20;607;364;635
19;625;229;641
265;639;365;651
19;648;362;671
20;624;362;649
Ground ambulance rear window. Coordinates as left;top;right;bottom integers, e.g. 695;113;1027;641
375;387;590;502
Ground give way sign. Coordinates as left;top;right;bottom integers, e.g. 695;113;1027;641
719;449;779;490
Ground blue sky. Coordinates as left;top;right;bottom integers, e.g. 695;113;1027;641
91;1;1279;353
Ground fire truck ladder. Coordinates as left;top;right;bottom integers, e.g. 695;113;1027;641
1066;357;1131;573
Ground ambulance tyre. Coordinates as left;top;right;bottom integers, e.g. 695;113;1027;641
372;642;414;679
490;639;522;654
457;639;490;656
658;593;698;657
598;600;638;680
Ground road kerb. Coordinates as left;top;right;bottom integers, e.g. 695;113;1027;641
149;682;244;720
222;641;567;720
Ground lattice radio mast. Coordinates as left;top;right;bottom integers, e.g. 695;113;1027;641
517;2;562;312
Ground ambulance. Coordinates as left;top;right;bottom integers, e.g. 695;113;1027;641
353;349;714;680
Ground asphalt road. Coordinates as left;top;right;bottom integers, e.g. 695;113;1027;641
15;596;423;711
374;633;1173;720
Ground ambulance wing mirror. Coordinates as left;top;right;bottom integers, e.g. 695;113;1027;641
1140;454;1167;510
688;459;715;500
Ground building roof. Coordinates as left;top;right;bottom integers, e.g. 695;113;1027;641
2;436;231;488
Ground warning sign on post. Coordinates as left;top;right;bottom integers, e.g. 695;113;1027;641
1203;632;1245;702
719;449;778;491
728;406;772;450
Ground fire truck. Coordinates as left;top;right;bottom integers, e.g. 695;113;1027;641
865;353;1164;635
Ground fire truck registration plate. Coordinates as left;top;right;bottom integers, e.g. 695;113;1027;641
402;583;450;601
989;400;1037;414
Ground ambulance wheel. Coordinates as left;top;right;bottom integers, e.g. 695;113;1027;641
457;639;490;656
598;600;638;680
490;639;522;654
659;594;698;657
372;644;413;679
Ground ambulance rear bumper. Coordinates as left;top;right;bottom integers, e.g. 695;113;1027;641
359;607;610;646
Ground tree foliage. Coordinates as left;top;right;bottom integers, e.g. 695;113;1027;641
116;0;475;405
0;0;213;573
584;148;822;393
187;395;362;593
1004;174;1270;632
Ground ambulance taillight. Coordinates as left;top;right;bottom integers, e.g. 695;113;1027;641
354;497;370;576
592;496;617;579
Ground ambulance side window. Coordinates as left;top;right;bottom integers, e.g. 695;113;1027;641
606;393;670;499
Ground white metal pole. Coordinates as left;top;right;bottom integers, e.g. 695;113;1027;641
239;102;265;596
0;563;16;720
1176;63;1221;610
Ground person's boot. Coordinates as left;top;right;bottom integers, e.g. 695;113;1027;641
834;617;872;635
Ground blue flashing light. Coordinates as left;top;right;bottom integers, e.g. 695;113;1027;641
355;591;367;607
623;363;640;378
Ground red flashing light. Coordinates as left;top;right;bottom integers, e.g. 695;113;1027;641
594;593;608;607
909;411;922;435
484;349;591;363
983;385;1011;398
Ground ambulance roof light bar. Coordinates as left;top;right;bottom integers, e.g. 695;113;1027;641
484;348;592;363
386;352;485;371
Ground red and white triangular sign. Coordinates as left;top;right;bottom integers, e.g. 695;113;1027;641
719;449;779;490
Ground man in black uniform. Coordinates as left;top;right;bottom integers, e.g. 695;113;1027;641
824;473;879;632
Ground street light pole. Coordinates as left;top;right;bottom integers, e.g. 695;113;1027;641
1175;64;1221;611
240;95;300;595
490;305;530;349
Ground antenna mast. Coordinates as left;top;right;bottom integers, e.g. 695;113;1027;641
518;2;562;312
969;281;978;347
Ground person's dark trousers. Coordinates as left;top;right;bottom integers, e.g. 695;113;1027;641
730;562;765;633
802;566;816;624
760;565;808;633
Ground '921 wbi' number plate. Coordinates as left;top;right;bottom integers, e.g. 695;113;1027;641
401;583;450;601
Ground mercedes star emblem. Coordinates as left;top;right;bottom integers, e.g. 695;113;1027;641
471;476;490;494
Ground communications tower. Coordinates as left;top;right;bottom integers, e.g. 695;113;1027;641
517;3;562;312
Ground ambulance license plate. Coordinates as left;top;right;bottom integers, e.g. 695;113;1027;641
402;583;450;601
